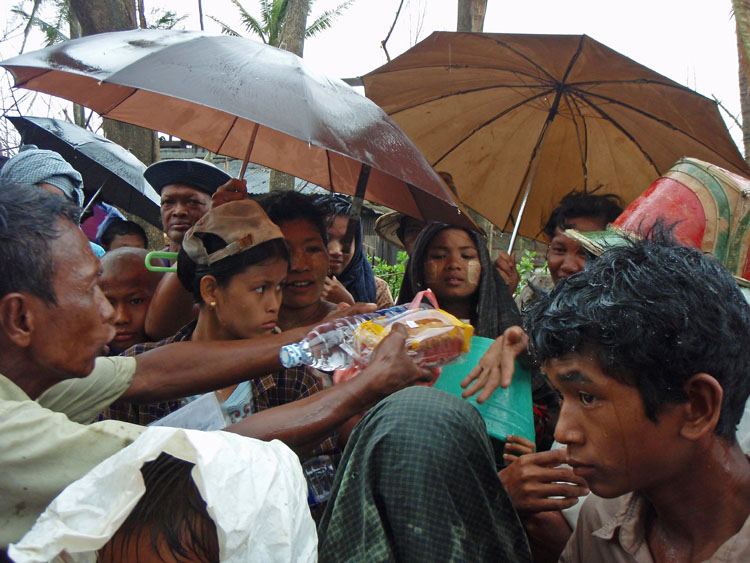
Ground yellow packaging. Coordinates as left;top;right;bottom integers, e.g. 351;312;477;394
351;308;473;368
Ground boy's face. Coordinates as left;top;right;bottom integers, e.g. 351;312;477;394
100;267;159;351
278;218;329;310
546;352;686;498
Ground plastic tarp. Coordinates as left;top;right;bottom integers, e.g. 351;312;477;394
9;427;317;563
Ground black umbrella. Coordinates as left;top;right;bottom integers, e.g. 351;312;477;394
6;115;161;228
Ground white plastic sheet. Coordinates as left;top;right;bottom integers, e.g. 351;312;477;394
9;427;317;562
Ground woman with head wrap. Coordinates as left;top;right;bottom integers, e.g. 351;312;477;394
397;222;521;338
315;195;387;307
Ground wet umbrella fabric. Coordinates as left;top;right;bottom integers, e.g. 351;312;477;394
1;29;474;230
6;115;161;228
363;32;750;243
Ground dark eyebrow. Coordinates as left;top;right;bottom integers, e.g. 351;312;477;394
556;370;594;384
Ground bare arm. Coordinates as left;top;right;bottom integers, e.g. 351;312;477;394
225;324;433;449
144;272;198;341
125;303;378;402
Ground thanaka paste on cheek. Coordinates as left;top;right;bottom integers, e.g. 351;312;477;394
467;260;481;285
424;261;440;284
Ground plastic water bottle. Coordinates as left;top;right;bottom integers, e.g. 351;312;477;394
280;304;418;370
303;455;337;507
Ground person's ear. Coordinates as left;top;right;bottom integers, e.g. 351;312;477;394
0;293;35;347
679;373;723;441
199;275;219;307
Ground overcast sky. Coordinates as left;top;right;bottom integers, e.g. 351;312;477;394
1;0;743;150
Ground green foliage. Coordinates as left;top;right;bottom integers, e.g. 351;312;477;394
147;8;188;30
209;0;354;46
369;250;408;300
514;250;548;297
12;0;69;48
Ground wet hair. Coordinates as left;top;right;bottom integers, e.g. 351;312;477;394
98;453;219;562
525;231;750;441
259;191;328;246
542;190;623;239
177;234;289;304
100;219;148;251
397;222;521;338
0;183;81;304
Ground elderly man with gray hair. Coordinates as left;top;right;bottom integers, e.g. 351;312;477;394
0;144;105;257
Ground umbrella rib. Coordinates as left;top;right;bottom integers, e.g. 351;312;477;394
573;87;739;166
433;88;556;166
388;77;554;116
563;92;590;190
489;36;558;84
326;150;333;191
504;40;585;232
215;115;239;155
572;91;661;174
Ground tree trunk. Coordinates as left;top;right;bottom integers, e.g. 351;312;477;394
457;0;487;32
68;0;158;166
278;0;309;56
67;10;86;128
271;0;310;191
735;0;750;163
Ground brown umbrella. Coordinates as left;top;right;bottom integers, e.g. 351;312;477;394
363;32;750;247
1;29;475;230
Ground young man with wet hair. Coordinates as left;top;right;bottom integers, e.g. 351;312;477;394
526;236;750;561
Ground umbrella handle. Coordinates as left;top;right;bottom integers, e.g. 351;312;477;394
145;251;178;272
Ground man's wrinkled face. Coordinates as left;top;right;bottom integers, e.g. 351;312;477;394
27;222;115;379
160;184;211;245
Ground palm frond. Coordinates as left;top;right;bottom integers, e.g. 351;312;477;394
267;0;289;46
206;14;242;37
305;0;354;38
12;5;69;47
227;0;269;42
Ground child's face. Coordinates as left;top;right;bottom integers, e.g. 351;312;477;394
279;218;329;310
422;228;481;303
326;215;355;276
100;269;159;351
211;256;287;340
545;352;686;498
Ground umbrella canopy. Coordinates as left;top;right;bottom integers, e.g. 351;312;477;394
363;32;750;243
0;29;474;230
6;115;161;227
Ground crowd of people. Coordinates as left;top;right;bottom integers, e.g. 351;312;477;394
2;145;750;563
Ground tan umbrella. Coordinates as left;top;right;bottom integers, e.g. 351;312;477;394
363;32;750;247
1;29;475;230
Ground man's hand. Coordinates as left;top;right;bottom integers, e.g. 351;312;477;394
359;323;434;397
211;178;248;208
494;251;520;294
498;448;589;515
461;325;528;402
322;276;356;305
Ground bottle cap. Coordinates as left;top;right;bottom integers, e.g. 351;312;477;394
280;344;303;368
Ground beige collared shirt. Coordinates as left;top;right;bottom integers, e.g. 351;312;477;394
0;357;144;548
561;491;750;562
